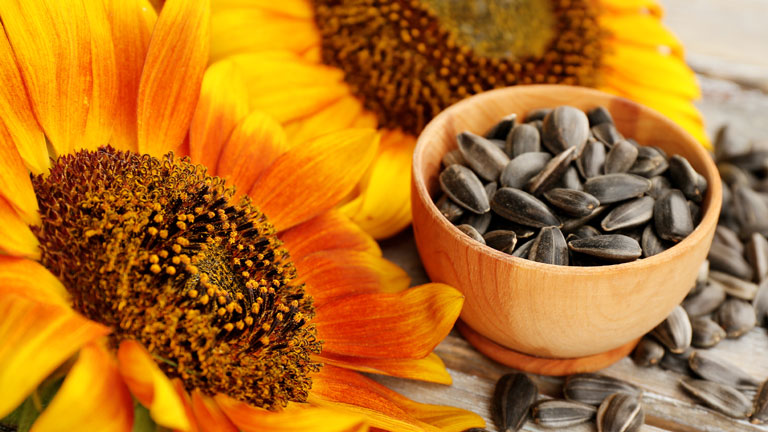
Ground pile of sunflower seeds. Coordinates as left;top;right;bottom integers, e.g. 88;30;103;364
435;105;708;266
627;125;768;423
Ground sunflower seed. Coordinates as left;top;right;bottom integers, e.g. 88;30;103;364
442;149;467;167
529;226;569;266
723;150;768;172
436;195;465;223
584;174;651;204
542;106;590;154
708;241;754;281
492;373;537;432
532;399;596;428
457;224;485;244
500;152;553;189
708;270;758;300
688;350;760;389
632;336;665;367
557;166;583;191
484;181;498;201
561;205;608;233
592;122;623;147
568;234;642;262
577;139;607;179
713;225;745;254
596;393;644;432
490;139;507;152
747;232;768;282
654;189;694;242
484;230;518;254
732;185;768;233
506;123;541;157
751;380;768;424
458;131;511;181
604;140;639;174
714;124;750;162
680;377;753;419
688;201;702;226
461;212;492;235
641;224;669;258
526;146;578;196
587;106;614;126
601;196;655;232
544;188;600;217
571;225;602;240
563;374;642;406
691;317;727;348
525;108;551;123
512;238;535;258
629;146;669;178
754;279;768;326
484;113;517;141
682;281;726;317
439;164;490;214
660;349;694;375
669;155;708;203
715;298;756;338
491;187;561;228
717;162;753;187
647;175;671;199
650;305;692;354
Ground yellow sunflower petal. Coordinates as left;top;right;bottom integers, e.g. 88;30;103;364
137;0;210;158
296;251;409;306
0;294;109;418
599;0;664;17
104;0;157;152
384;393;486;432
173;380;200;432
341;129;415;239
314;283;463;359
0;195;40;259
0;0;117;156
189;60;251;172
0;256;68;305
117;340;191;431
249;129;378;232
0;121;40;225
31;342;133;432
191;390;238;432
214;394;366;432
0;24;48;174
210;9;319;62
278;210;381;261
283;96;364;145
211;0;313;19
217;111;288;192
600;12;683;58
317;352;452;385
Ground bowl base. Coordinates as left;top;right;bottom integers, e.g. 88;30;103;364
456;321;639;376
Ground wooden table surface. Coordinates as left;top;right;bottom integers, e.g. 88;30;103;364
375;1;768;430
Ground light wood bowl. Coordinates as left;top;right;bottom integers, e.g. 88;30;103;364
412;85;721;374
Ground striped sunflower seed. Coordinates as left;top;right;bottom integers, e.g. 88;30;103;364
713;225;745;254
682;281;726;317
442;149;467;167
525;108;551;122
439;164;490;214
543;188;600;217
561;205;608;233
647;175;671;200
650;305;692;354
484;113;517;141
688;350;760;390
632;336;665;367
715;298;757;338
680;378;753;419
563;374;642;406
708;270;758;300
577;138;607;179
747;232;768;282
484;181;498;202
659;349;693;375
491;187;561;228
596;393;644;432
532;399;596;428
458;131;510;181
512;238;535;258
528;226;569;266
457;224;485;244
436;195;464;223
484;230;518;254
584;174;651;205
669;155;708;203
500;152;552;189
568;234;642;262
506;123;540;157
492;373;537;432
641;224;669;258
629;146;669;178
526;146;578;196
587;106;614;127
654;189;694;242
691;317;727;349
707;242;754;281
542;106;590;154
557;166;583;191
601;196;655;232
604;140;639;174
592;122;623;147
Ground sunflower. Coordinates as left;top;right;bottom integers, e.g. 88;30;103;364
207;0;707;239
0;1;484;431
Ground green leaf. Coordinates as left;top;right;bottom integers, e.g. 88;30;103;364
0;378;63;432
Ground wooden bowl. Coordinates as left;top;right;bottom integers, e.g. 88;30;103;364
412;85;721;374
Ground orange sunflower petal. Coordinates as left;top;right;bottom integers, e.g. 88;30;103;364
0;121;40;225
385;394;486;432
314;283;463;359
214;394;366;432
317;352;452;385
191;390;238;432
249;129;378;231
117;340;191;431
296;251;409;307
0;195;40;259
31;342;133;432
189;60;251;172
341;129;415;239
278;210;380;261
0;256;69;305
0;295;109;418
0;0;117;156
0;24;48;174
282;96;365;146
216;111;288;192
137;0;210;158
173;380;200;432
104;0;157;152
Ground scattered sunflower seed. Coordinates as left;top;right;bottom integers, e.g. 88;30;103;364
708;270;758;300
682;281;727;317
679;377;753;419
751;380;768;424
596;393;644;432
632;336;665;367
563;374;642;406
715;298;757;338
532;399;596;429
707;242;754;281
688;350;760;390
691;317;726;348
650;305;692;354
747;232;768;282
492;373;537;432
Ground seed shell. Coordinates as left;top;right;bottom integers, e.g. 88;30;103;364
587;106;614;126
568;235;642;262
458;131;510;181
492;373;537;432
557;166;583;191
632;336;665;367
688;350;760;390
669;155;708;203
680;377;753;419
596;393;644;432
654;189;694;242
526;146;578;196
542;106;590;154
506;123;540;157
601;196;655;232
650;305;692;354
659;349;694;375
563;373;642;406
484;230;518;254
544;188;600;217
528;227;569;266
691;317;726;348
584;174;651;204
629;146;669;178
577;138;607;179
484;181;498;201
491;187;561;228
532;399;596;428
456;224;485;244
604;140;639;174
439;164;490;214
512;238;535;258
500;152;552;189
592;122;623;147
715;298;757;338
682;281;726;317
561;205;608;233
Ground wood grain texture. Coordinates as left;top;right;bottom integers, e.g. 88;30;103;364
411;85;721;362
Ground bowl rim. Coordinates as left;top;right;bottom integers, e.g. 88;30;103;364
412;84;723;276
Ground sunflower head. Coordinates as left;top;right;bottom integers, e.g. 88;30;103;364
31;146;321;410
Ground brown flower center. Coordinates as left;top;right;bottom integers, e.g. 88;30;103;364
31;147;321;410
312;0;604;134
